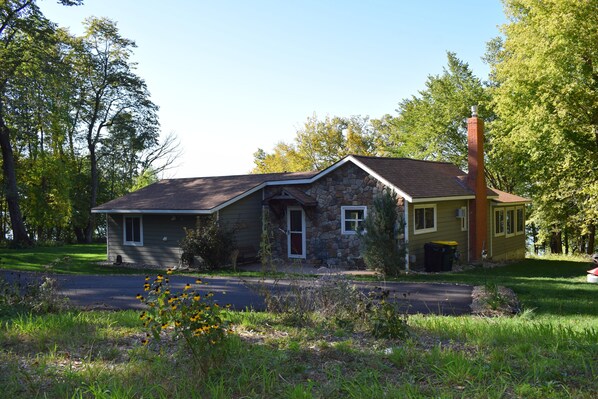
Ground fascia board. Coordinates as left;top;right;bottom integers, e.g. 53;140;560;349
491;200;531;206
91;209;214;214
410;195;475;203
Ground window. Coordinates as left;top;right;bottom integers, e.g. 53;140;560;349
124;215;143;246
506;208;515;237
494;208;505;236
460;206;467;232
341;206;367;234
516;207;525;235
414;204;437;234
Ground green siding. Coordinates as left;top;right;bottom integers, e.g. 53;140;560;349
106;190;263;267
407;200;468;270
108;214;195;266
490;204;526;261
218;190;262;258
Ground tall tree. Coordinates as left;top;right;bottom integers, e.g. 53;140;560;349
380;54;488;166
71;17;159;243
489;0;598;253
0;0;81;244
253;114;378;173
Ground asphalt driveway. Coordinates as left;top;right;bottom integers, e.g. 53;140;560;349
0;270;473;315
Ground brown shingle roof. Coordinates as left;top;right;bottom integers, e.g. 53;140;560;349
351;155;477;199
490;188;531;204
93;171;318;212
94;155;529;213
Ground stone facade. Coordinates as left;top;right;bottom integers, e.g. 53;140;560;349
265;162;405;268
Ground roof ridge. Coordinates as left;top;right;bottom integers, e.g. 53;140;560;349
158;170;318;182
349;154;457;165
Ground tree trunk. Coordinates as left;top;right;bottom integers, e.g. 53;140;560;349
549;230;562;254
84;144;98;243
564;228;569;255
531;223;539;254
0;109;31;246
588;225;596;254
74;226;85;243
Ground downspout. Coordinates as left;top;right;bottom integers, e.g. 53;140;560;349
106;214;110;261
404;201;409;273
466;203;470;263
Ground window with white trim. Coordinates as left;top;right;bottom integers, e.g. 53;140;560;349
341;206;367;234
516;207;525;235
494;208;505;236
506;208;515;237
124;215;143;246
414;204;437;234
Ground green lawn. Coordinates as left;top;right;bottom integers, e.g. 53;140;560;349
397;258;597;318
1;253;597;398
0;244;161;275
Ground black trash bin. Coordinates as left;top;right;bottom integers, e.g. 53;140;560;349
424;243;444;272
424;241;458;272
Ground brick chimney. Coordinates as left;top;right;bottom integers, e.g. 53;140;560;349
467;106;487;262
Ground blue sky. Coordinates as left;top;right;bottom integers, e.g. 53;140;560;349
39;0;506;178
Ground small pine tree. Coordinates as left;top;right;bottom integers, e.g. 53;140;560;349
359;189;405;276
259;209;275;272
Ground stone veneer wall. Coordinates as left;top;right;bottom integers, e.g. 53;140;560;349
265;162;405;268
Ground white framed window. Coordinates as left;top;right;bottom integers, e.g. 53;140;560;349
460;206;467;232
341;206;367;235
123;215;143;246
494;208;505;237
506;208;515;238
516;207;525;235
414;204;437;235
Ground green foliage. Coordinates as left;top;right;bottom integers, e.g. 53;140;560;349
253;114;379;173
259;210;275;272
489;0;598;253
259;273;410;339
0;274;68;316
0;3;176;244
359;189;404;276
365;289;409;340
379;54;491;167
180;216;237;270
137;272;233;363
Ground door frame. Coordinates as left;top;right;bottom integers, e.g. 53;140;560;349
286;206;306;259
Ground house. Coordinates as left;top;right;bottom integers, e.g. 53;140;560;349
93;109;530;270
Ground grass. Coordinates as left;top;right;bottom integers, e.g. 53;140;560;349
1;254;597;397
0;244;298;278
396;257;597;318
0;244;162;275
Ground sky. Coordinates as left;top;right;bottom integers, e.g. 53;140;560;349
39;0;506;178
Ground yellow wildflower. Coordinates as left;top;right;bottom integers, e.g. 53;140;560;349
184;283;191;290
167;268;173;275
136;293;143;300
195;278;202;284
193;294;201;301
